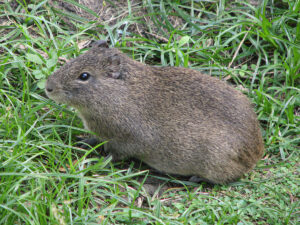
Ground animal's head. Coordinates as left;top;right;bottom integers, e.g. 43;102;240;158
45;41;127;108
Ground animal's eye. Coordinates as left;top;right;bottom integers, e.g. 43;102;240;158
78;72;90;81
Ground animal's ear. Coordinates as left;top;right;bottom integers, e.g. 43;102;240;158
106;54;124;79
89;40;109;48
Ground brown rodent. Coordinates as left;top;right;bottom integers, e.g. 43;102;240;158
45;41;264;184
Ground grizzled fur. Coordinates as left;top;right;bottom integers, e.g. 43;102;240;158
46;41;264;184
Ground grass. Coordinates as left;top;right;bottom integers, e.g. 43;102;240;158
0;0;299;224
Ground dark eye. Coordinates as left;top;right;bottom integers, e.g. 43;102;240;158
78;72;90;81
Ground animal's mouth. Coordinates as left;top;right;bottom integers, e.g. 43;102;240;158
45;89;70;105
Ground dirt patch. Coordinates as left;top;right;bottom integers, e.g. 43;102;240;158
1;0;264;44
48;0;185;40
48;0;263;39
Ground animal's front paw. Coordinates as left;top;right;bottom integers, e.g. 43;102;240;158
76;136;100;149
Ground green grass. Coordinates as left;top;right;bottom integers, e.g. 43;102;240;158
0;0;299;224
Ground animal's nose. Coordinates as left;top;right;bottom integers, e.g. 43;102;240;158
46;87;53;92
45;81;54;92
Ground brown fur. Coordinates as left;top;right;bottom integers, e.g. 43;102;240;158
46;42;264;184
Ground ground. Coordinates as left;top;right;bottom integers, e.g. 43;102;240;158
0;0;299;224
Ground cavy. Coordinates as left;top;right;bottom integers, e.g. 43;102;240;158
46;41;264;184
